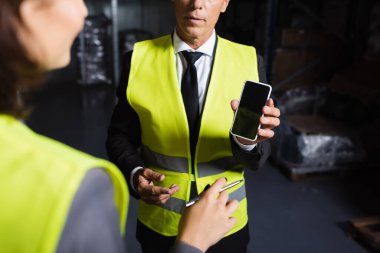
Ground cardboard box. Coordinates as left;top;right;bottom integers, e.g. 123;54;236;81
328;55;380;104
271;49;333;91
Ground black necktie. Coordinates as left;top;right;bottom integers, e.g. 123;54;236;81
181;51;203;137
181;51;203;200
182;51;202;198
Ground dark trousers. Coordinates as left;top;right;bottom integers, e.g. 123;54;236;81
137;220;250;253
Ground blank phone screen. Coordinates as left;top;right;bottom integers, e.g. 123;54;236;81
231;81;271;141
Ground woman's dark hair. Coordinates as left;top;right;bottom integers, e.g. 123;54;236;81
0;0;44;118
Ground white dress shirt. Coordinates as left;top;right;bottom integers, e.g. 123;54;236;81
131;30;255;191
173;29;215;113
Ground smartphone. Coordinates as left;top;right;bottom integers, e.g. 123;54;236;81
230;80;272;142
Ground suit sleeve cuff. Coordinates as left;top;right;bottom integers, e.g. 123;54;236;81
130;167;144;193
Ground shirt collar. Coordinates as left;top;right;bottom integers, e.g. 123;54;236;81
173;29;216;57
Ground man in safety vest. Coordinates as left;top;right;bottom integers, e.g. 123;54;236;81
107;0;281;252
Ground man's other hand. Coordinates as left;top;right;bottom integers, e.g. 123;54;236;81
133;168;179;205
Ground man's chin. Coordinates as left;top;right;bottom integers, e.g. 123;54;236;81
183;27;204;39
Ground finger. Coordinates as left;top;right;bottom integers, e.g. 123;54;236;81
142;197;166;205
260;117;280;128
218;190;229;204
136;176;153;193
140;185;171;196
230;99;239;113
203;177;227;197
263;105;281;118
168;184;180;195
137;172;151;186
142;193;170;203
158;194;172;204
257;128;275;139
266;98;274;107
142;168;165;182
141;184;179;196
225;199;239;215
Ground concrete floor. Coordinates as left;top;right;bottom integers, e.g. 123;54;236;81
28;82;379;253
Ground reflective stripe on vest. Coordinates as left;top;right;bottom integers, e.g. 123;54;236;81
161;183;247;214
129;34;259;236
142;145;241;177
0;114;129;253
141;145;188;173
197;157;241;177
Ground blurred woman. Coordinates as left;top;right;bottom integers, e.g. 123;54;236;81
0;0;238;252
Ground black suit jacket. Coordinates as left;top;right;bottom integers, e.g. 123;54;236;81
106;49;271;199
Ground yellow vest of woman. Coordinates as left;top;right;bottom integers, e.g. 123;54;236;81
128;35;259;236
0;114;129;253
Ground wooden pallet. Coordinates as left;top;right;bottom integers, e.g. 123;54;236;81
271;158;359;181
271;157;378;181
347;217;380;251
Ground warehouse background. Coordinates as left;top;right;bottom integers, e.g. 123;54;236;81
28;0;380;252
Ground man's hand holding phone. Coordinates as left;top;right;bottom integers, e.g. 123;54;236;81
231;98;280;145
230;81;281;145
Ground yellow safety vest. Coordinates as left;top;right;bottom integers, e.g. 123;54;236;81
0;114;129;253
127;35;259;236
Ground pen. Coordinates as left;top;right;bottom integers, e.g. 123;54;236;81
185;179;244;207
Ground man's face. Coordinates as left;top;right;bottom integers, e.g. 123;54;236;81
174;0;230;47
